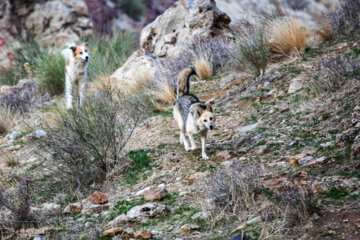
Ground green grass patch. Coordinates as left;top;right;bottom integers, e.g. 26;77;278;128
125;149;156;184
107;198;145;221
323;186;349;200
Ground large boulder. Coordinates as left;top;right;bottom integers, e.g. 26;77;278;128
0;78;48;112
111;0;233;86
140;0;232;58
25;0;92;46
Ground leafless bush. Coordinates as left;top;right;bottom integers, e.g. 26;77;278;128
0;175;37;238
38;88;151;193
273;181;316;226
154;36;235;90
311;54;360;92
0;79;48;113
328;0;360;36
0;106;20;136
200;162;263;226
235;27;269;76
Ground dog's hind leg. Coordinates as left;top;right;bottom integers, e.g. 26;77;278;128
79;81;86;106
181;131;190;151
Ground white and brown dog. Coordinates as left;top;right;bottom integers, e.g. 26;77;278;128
173;68;216;160
63;43;89;109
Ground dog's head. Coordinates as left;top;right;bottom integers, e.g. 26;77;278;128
196;99;216;130
70;43;89;63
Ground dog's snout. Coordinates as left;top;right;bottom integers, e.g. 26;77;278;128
85;56;89;60
209;125;214;130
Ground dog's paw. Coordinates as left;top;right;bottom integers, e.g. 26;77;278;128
190;146;196;151
184;146;191;151
202;154;210;160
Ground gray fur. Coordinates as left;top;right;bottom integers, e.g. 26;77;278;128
175;94;207;129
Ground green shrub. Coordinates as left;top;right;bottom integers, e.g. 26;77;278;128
36;52;65;96
38;88;152;193
87;31;137;80
116;0;145;21
125;149;154;184
0;67;22;86
236;28;269;77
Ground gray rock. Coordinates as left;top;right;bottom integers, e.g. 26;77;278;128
33;236;46;240
108;203;168;226
288;76;303;93
191;211;211;220
299;156;314;165
34;129;46;138
8;131;21;140
228;232;245;240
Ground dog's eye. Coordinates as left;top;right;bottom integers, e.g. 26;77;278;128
85;50;88;53
204;120;207;122
80;52;83;54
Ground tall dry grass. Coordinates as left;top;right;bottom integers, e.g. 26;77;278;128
269;18;307;56
194;57;213;80
0;107;20;135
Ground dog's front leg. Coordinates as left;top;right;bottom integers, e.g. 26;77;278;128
65;76;73;109
201;133;209;160
188;132;196;150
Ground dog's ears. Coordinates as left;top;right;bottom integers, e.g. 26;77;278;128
206;104;214;113
82;43;88;47
205;99;215;105
196;107;205;118
70;46;77;52
205;99;215;112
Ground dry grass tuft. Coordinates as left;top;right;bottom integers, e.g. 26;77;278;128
269;19;307;56
123;67;154;95
0;149;19;167
315;25;335;43
194;57;213;80
156;80;176;104
0;107;20;136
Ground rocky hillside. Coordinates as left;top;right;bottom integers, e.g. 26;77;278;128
1;0;360;240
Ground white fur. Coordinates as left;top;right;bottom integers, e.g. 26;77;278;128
63;45;89;109
173;104;213;160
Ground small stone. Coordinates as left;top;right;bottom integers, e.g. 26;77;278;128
89;204;110;213
134;230;153;239
34;129;47;138
103;227;124;237
42;202;61;213
157;183;165;189
320;141;334;148
228;232;245;240
187;172;209;181
62;206;70;214
290;153;307;165
89;191;108;204
8;131;21;140
302;156;328;168
180;224;199;235
288;76;303;93
299;156;314;165
170;157;181;163
69;202;82;212
191;211;210;220
143;188;168;201
135;186;151;196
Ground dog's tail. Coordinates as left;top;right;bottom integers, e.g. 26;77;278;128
177;67;197;98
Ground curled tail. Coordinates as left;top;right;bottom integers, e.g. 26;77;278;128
177;67;197;98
